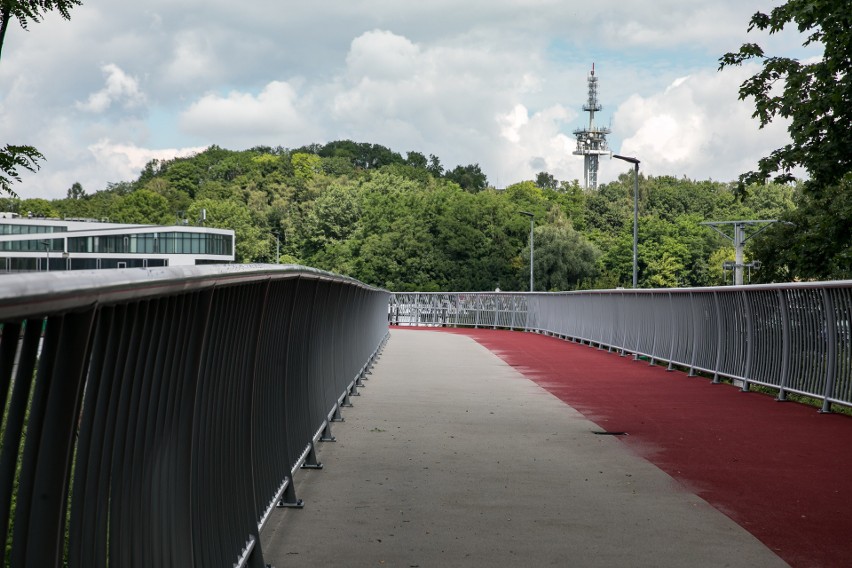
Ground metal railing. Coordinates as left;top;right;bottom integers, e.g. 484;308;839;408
389;283;852;411
0;265;388;567
389;292;530;329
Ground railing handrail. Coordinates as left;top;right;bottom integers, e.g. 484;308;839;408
0;264;386;320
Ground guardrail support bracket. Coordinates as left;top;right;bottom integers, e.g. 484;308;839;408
277;478;305;509
320;422;336;442
331;404;345;422
301;442;324;470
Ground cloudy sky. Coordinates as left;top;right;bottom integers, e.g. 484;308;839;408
1;0;816;200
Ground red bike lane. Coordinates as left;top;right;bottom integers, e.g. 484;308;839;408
425;327;852;568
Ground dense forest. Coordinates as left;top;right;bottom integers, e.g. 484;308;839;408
0;141;802;291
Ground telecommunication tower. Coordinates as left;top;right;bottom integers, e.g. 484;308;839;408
573;64;611;190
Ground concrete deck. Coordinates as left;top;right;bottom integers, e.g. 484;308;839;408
261;329;787;567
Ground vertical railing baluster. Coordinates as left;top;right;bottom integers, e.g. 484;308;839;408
820;288;839;413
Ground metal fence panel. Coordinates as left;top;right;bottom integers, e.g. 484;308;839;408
0;265;388;567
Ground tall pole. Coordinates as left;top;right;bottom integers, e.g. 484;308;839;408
612;154;641;288
275;232;280;264
734;222;744;286
520;211;534;292
529;217;534;292
632;161;639;289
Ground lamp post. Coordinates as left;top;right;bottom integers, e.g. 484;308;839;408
520;211;534;292
612;154;640;288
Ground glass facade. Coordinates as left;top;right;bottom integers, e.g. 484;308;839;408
0;257;173;271
0;223;67;235
67;232;233;256
0;224;232;273
0;238;63;252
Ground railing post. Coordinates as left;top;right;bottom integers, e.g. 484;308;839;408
712;291;724;383
632;292;641;360
820;288;839;413
741;290;753;392
619;291;627;356
493;294;498;330
667;292;676;371
776;288;791;401
649;294;660;366
687;292;698;375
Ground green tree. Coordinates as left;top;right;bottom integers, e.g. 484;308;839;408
719;0;852;189
445;163;488;192
143;177;191;216
522;210;600;291
535;171;558;190
292;153;322;183
19;197;58;217
66;181;85;200
299;181;360;260
708;247;737;285
749;174;852;281
189;198;268;263
426;154;443;177
405;151;428;169
109;189;172;224
342;172;445;289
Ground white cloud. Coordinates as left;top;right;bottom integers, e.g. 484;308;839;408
163;30;220;87
495;103;580;185
346;30;421;82
499;104;529;144
608;65;793;182
1;0;816;199
323;29;557;178
179;81;321;148
87;140;207;183
76;64;146;113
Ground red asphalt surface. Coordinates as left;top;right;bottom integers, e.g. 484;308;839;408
407;327;852;568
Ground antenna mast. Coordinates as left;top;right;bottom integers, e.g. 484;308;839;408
573;63;611;189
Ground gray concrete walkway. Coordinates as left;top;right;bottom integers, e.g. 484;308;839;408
261;329;787;567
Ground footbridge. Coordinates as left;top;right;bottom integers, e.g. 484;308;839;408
0;267;850;567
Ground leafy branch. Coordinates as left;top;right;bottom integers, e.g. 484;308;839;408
0;145;44;198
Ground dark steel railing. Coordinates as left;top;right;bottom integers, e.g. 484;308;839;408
389;282;852;411
0;265;388;567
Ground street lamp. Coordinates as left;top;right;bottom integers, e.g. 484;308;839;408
520;211;534;292
612;154;640;288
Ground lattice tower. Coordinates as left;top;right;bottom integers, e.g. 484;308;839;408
573;64;611;189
